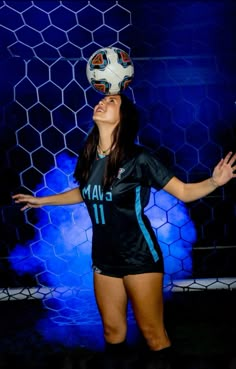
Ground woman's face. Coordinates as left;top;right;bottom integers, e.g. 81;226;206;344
93;95;121;127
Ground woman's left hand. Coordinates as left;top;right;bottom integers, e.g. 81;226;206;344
212;151;236;187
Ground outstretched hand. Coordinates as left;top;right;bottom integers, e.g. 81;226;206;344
212;152;236;187
12;193;41;211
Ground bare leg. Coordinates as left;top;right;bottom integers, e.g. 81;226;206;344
124;272;171;351
93;272;128;344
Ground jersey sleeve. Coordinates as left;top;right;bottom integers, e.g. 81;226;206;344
135;150;175;189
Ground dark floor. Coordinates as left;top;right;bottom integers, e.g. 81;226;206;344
0;290;236;369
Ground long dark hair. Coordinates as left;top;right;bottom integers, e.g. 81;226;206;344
74;94;140;190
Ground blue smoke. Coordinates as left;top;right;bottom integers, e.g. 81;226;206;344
9;151;196;348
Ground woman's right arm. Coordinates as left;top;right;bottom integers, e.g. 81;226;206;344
12;187;83;211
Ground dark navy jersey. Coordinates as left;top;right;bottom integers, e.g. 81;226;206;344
79;146;174;274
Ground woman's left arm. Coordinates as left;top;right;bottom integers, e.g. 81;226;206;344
163;151;236;203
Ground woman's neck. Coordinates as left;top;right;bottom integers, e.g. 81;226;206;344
97;128;113;155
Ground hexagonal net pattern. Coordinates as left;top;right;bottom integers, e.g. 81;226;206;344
1;1;236;330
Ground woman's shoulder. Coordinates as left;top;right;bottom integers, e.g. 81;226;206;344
132;145;172;172
123;144;165;169
132;144;157;162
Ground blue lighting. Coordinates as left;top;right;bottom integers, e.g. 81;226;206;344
8;151;197;347
3;0;234;351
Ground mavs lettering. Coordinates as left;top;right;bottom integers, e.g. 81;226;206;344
82;184;112;201
82;185;112;224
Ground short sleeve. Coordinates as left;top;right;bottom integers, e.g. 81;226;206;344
135;149;174;189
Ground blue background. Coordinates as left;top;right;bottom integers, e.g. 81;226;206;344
0;0;236;348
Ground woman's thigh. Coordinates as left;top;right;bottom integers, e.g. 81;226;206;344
123;272;164;328
93;272;128;340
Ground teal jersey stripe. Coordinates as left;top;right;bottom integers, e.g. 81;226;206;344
135;186;159;262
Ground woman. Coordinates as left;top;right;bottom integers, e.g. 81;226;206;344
12;94;236;369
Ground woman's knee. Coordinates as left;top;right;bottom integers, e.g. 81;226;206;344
139;324;171;351
103;320;127;343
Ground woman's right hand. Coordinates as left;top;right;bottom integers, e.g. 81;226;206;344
12;194;42;211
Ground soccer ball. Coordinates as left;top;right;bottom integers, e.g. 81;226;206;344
86;47;134;95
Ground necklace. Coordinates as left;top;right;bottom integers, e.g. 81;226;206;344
97;144;111;155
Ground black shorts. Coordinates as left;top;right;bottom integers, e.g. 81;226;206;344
92;258;164;278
